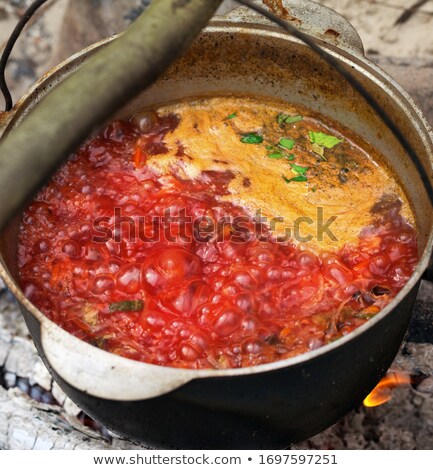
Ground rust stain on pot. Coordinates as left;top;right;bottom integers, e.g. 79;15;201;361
263;0;302;25
0;112;10;131
325;28;340;38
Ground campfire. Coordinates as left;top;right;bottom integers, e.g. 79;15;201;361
363;371;411;408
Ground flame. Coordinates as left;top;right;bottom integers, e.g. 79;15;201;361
363;371;411;408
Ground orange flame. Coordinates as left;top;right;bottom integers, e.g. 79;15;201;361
363;371;411;408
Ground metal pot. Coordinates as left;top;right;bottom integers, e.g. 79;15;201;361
0;1;432;449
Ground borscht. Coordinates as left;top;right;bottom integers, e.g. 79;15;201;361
18;96;418;369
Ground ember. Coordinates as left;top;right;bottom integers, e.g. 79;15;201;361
363;370;411;407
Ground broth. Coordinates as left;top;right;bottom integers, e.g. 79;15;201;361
18;96;418;369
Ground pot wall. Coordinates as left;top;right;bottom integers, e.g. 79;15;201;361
19;284;419;449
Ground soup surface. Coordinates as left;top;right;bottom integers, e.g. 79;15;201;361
18;96;418;369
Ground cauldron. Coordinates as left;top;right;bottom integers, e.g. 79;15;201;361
0;1;432;449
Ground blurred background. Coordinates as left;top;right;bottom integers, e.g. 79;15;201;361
0;0;432;119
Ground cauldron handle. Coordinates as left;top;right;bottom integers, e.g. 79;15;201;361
0;0;223;234
0;111;12;137
38;319;196;400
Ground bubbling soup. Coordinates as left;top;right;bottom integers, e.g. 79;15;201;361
18;96;418;369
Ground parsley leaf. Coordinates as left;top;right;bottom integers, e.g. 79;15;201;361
309;131;343;149
286;154;295;161
277;113;304;126
225;112;237;120
109;300;144;313
282;174;308;183
268;152;284;159
240;133;264;144
311;142;326;159
278;137;296;150
285;115;303;124
355;312;377;320
290;175;308;182
290;163;309;175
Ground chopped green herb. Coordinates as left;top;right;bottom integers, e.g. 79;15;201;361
291;175;308;182
277;114;287;126
267;147;295;160
355;312;377;320
277;113;303;126
311;186;317;193
109;300;144;313
286;115;303;124
278;137;295;150
240;133;264;144
282;174;308;183
311;142;326;159
309;131;343;149
268;152;284;159
290;163;309;176
225;112;237;120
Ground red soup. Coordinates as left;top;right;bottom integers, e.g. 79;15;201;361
18;96;418;369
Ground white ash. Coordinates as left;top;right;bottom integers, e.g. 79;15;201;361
4;337;39;379
395;343;433;376
417;377;433;394
51;381;66;407
0;387;144;450
0;292;28;337
1;333;51;392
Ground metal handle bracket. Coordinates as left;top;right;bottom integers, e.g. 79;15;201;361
219;0;365;56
